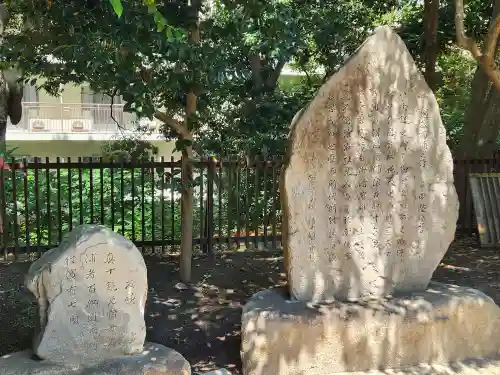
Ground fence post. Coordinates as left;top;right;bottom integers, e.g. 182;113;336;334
0;165;6;259
203;157;214;255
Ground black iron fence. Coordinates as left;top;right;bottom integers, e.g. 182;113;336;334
0;156;494;260
0;157;282;259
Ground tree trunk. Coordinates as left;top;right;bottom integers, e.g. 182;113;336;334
458;0;500;157
179;0;201;283
180;144;194;282
424;0;439;90
459;68;500;157
475;89;500;156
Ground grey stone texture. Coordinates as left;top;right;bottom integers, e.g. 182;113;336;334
241;284;500;375
281;25;459;303
25;224;148;366
0;342;191;375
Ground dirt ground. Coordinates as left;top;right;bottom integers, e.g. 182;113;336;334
0;232;499;373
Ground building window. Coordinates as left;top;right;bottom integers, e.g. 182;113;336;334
81;87;122;105
23;83;39;103
81;86;124;128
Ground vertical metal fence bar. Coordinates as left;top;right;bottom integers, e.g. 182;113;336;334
35;157;41;255
56;157;62;243
121;161;125;236
45;157;51;246
170;156;175;252
455;159;464;230
67;157;73;232
110;160;115;231
271;156;278;249
253;156;260;248
199;158;204;251
262;158;268;247
11;159;18;257
236;160;241;248
205;158;214;255
141;162;145;249
131;164;136;243
100;157;104;225
218;160;223;248
244;158;250;249
23;158;30;251
78;157;83;225
226;159;232;249
465;159;473;230
160;156;165;253
89;160;94;223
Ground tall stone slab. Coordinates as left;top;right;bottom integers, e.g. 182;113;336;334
281;26;459;303
25;224;148;366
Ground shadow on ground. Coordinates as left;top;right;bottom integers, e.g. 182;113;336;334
0;233;498;373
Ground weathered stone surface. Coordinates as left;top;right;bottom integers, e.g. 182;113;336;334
25;224;148;365
0;342;191;375
196;369;233;375
281;25;459;303
241;284;500;375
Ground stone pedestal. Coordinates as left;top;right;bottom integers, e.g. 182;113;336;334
0;342;190;375
241;283;500;375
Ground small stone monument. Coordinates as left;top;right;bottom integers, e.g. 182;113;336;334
25;225;148;364
241;26;500;375
0;225;191;375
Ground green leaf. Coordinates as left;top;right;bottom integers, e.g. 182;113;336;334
165;27;173;41
109;0;123;18
154;12;166;32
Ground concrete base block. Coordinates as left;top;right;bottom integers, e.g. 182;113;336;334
331;357;500;374
0;342;190;375
241;283;500;375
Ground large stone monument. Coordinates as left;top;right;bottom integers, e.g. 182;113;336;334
0;225;191;375
241;26;500;375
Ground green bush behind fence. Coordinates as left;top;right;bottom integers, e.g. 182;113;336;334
0;158;283;256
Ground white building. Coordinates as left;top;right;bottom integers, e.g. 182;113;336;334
5;67;312;160
6;81;178;160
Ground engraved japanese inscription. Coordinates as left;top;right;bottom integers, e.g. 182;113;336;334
282;26;459;303
25;224;148;366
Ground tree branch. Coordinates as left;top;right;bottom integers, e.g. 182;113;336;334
154;111;193;141
454;0;500;91
154;110;211;159
454;0;482;59
483;12;500;91
249;53;263;88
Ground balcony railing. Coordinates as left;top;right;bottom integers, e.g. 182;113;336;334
7;102;160;134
